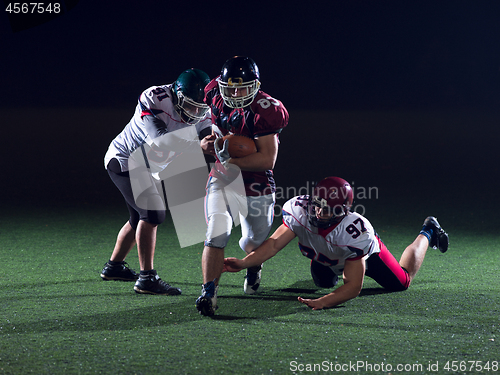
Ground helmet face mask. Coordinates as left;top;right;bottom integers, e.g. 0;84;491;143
217;56;261;109
217;77;260;108
175;90;209;124
307;197;347;229
307;177;354;229
173;68;210;124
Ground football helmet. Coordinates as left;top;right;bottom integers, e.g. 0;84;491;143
307;177;353;229
217;56;261;108
173;68;210;124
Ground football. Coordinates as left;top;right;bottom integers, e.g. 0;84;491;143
217;134;257;158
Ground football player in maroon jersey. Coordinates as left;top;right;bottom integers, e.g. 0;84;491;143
196;56;289;316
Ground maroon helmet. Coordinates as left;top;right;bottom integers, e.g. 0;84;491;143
308;177;353;228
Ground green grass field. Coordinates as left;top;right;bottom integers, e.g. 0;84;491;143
1;108;499;374
1;203;498;375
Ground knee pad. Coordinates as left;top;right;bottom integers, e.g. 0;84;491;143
135;190;166;212
310;261;339;288
205;213;232;249
204;232;231;249
239;236;263;254
129;205;166;229
140;209;166;226
146;211;167;225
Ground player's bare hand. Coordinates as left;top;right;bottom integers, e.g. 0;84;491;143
223;257;244;273
298;297;325;310
201;134;216;156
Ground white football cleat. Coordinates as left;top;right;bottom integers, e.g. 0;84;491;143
244;265;262;294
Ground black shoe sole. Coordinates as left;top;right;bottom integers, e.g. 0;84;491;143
134;286;182;295
423;217;449;253
436;233;449;253
101;274;138;282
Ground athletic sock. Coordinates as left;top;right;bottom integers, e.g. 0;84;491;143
419;228;433;243
248;264;262;273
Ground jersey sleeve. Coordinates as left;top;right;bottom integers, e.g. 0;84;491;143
195;117;213;137
204;78;219;107
282;199;294;229
139;86;171;118
250;92;289;137
282;197;302;232
343;215;379;261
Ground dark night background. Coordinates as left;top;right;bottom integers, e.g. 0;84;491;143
1;1;499;232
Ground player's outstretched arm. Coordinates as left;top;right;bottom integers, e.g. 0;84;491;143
223;224;296;272
298;258;365;310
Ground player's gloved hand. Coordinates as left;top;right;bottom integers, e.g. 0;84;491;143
214;137;231;168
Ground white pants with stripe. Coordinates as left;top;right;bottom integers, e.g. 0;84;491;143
204;177;275;252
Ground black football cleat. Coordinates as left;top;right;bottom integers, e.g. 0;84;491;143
100;261;139;281
134;271;181;295
196;281;218;317
422;216;449;253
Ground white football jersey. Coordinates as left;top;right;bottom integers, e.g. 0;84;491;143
282;196;381;276
104;84;212;172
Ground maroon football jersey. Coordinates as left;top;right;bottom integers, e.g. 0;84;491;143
205;78;289;196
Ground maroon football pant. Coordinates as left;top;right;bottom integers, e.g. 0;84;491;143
364;236;411;291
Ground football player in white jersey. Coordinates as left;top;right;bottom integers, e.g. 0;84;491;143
100;68;216;295
223;177;449;310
